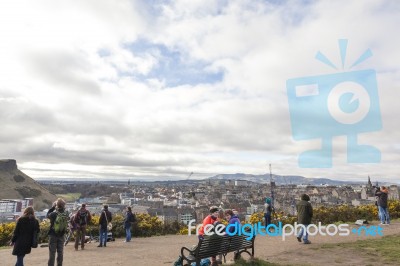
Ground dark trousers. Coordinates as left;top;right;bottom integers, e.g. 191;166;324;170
15;255;25;266
48;234;64;266
264;213;271;226
74;225;87;249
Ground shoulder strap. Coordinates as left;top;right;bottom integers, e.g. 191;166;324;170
103;211;108;223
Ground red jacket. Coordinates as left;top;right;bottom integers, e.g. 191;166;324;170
199;215;217;236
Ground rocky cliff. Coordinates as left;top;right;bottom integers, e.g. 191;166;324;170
0;159;57;210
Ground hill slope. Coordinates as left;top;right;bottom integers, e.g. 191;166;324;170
0;159;56;210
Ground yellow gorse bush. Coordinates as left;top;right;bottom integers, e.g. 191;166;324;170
248;200;400;226
0;222;16;246
1;200;399;246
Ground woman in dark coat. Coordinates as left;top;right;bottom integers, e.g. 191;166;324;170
11;206;40;266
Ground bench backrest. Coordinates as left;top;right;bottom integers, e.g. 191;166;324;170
195;234;254;258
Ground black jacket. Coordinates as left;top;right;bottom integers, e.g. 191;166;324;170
12;216;40;256
99;209;112;229
297;200;313;224
375;190;388;208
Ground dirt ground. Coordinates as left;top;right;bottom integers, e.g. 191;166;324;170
1;221;398;266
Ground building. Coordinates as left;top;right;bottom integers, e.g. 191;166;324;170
0;198;33;213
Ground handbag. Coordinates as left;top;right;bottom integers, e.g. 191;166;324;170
107;222;113;231
32;231;39;248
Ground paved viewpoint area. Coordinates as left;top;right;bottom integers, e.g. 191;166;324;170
1;222;399;266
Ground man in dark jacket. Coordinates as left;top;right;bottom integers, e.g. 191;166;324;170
73;203;91;251
296;194;313;244
98;205;112;247
375;186;390;225
47;198;68;266
123;206;136;242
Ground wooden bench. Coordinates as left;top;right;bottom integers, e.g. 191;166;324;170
180;234;255;265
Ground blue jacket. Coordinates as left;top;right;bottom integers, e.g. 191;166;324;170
124;211;136;229
227;215;240;234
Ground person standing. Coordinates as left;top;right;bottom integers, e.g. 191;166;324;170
264;197;273;227
11;206;40;266
296;194;313;244
73;203;91;250
375;186;390;225
98;205;112;247
123;206;136;243
47;198;69;266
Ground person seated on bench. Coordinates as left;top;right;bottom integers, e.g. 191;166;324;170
224;209;241;258
198;206;222;266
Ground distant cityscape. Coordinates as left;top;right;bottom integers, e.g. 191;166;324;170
1;175;399;224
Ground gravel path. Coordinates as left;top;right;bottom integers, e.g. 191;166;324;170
1;221;398;266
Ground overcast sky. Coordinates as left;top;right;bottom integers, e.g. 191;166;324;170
1;0;399;183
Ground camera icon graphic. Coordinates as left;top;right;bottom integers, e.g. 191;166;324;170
287;40;382;168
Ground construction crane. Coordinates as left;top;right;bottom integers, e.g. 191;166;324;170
269;164;275;208
186;172;194;180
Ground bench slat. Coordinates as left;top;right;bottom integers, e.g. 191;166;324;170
181;234;255;263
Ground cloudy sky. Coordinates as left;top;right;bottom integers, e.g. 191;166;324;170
1;0;399;183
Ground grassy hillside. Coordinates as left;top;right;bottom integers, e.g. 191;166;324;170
0;159;56;210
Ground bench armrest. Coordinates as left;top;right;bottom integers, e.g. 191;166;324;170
181;246;194;260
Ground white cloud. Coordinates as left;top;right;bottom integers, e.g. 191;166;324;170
0;0;399;183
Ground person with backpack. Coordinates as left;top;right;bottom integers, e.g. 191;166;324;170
123;206;136;242
47;198;69;266
98;204;112;247
73;203;92;251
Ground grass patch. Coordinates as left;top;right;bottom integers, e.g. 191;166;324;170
320;233;400;264
56;193;81;201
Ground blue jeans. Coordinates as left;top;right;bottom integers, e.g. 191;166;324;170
48;234;64;266
378;206;390;224
99;227;108;246
297;224;309;241
16;255;24;266
125;227;131;242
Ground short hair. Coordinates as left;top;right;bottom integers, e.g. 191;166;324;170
209;206;219;213
103;204;109;210
56;198;66;209
81;203;86;208
127;206;132;212
301;194;310;201
225;209;234;216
